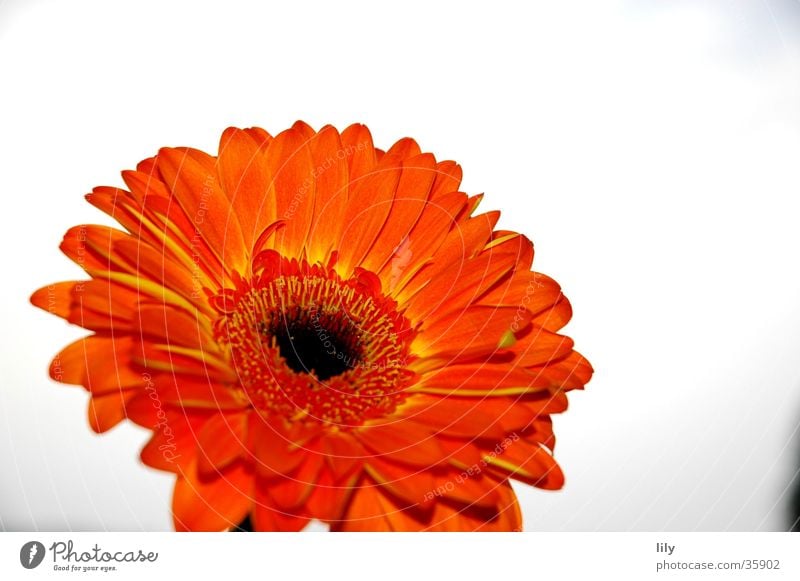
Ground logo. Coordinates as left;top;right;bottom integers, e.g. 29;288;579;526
20;541;46;569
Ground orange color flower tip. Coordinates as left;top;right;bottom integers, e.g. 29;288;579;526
290;119;316;138
342;122;371;138
431;159;464;198
29;284;63;313
34;122;592;531
219;126;249;150
464;192;484;213
387;137;422;159
222;126;273;148
251;221;287;258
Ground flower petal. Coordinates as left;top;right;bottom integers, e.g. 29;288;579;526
196;411;249;475
426;479;521;531
216;127;275;251
264;126;316;258
413;306;528;360
156;147;248;274
336;154;403;275
484;437;565;490
172;460;253;532
360;153;437;278
358;419;448;468
50;336;143;394
304;125;350;264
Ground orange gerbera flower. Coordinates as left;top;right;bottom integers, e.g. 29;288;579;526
31;121;592;531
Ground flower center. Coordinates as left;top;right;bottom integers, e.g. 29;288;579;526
213;253;417;427
265;306;362;380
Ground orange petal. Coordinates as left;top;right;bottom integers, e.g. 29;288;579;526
61;226;200;309
266;453;324;510
136;304;215;350
196;411;249;475
340;123;378;185
51;336;143;393
87;389;138;433
332;480;425;531
302;468;357;522
135;342;235;382
400;395;508;440
407;395;543;436
413;306;527;360
360;153;437;277
32;279;138;333
250;416;310;477
526;350;593;391
509;326;574;366
396;210;499;305
430;470;501;509
336;154;403;275
264;127;316;258
321;431;366;480
477;270;563;311
304;125;350;264
488;229;534;262
112;237;211;314
140;411;206;473
30;281;74;319
74;280;140;331
425;479;521;531
216;127;275;251
244;127;272;147
484;437;564;490
59;224;131;273
358;419;448;467
531;295;573;332
403;238;525;322
110;176;223;287
430;160;463;198
125;385;218;428
386;137;421;158
520;390;570;416
380;191;469;296
365;457;434;507
251;479;310;531
411;364;545;397
156;146;247;274
525;417;556;451
166;380;245;410
438;436;485;468
172;460;253;532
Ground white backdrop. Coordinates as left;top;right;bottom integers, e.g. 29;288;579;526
1;0;799;531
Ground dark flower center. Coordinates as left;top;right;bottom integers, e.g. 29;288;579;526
215;256;418;426
267;308;364;380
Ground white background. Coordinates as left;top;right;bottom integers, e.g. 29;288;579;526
1;0;799;531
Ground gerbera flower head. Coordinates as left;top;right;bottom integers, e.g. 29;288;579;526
31;121;592;531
